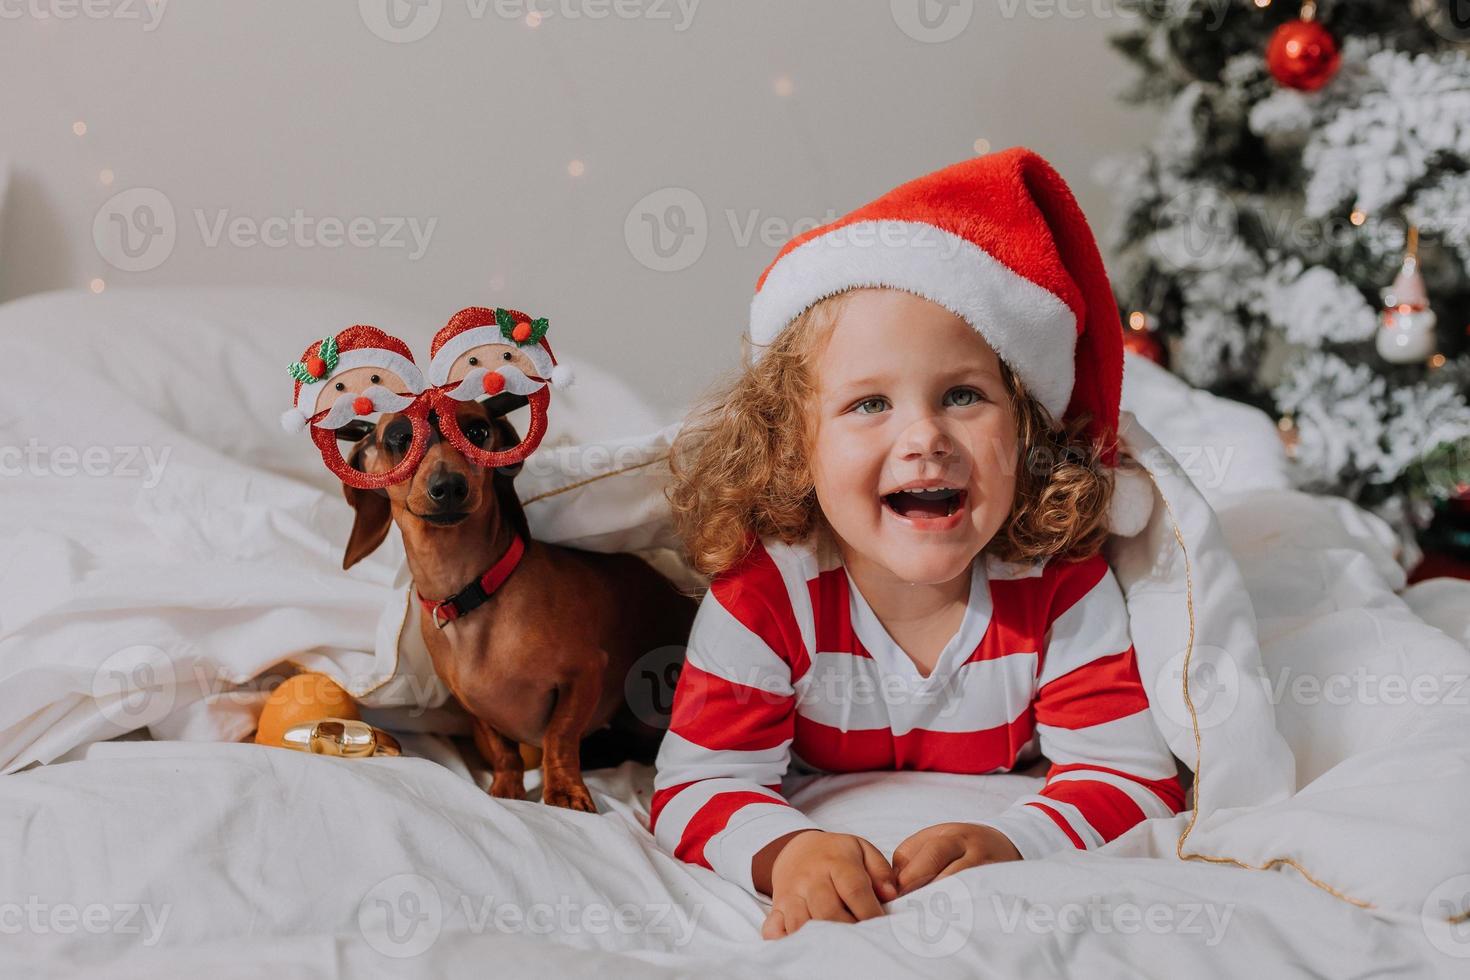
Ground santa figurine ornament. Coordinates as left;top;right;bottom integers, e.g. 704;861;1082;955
427;306;574;468
281;325;432;489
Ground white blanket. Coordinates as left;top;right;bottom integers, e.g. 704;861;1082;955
1;741;1453;979
2;288;1468;977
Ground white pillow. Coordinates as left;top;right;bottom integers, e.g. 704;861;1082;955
1107;412;1298;813
1120;352;1292;506
1177;487;1470;916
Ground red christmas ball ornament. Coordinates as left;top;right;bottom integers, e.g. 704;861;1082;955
1267;13;1339;92
305;354;327;378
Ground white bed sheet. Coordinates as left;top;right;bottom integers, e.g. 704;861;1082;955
0;738;1455;979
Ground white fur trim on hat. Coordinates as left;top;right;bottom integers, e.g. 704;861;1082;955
749;219;1077;421
294;348;426;416
1107;461;1153;538
429;326;554;386
550;363;575;390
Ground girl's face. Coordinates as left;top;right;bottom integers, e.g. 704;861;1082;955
808;289;1019;586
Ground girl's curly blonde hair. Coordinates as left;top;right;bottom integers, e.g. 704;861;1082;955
668;292;1116;578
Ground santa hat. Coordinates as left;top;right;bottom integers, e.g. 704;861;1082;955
428;307;574;391
280;325;425;434
747;146;1152;537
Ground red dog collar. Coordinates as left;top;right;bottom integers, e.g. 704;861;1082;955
418;535;526;629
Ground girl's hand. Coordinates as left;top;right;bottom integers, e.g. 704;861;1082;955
891;822;1021;895
761;830;898;939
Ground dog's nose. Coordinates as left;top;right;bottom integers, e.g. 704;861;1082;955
426;471;468;507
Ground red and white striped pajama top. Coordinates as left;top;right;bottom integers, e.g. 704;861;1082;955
649;532;1184;897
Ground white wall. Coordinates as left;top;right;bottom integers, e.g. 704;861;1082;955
1;0;1155;414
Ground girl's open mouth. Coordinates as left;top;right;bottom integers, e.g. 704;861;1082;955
881;487;968;520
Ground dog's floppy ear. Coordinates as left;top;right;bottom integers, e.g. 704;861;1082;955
341;434;393;570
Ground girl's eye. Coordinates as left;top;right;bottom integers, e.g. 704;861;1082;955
467;357;478;366
853;397;890;415
944;387;983;407
369;374;381;384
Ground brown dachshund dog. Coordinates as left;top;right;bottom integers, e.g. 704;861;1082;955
340;396;696;811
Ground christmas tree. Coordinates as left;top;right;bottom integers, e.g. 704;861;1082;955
1100;0;1470;560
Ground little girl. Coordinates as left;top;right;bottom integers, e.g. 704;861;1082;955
650;147;1183;939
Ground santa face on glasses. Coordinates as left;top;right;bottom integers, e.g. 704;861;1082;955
281;326;427;433
423;306;572;471
428;307;574;403
282;325;435;491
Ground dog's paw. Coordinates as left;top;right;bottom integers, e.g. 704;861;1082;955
489;775;527;801
543;781;597;813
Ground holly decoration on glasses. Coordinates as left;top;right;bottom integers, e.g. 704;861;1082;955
496;308;550;347
289;335;340;384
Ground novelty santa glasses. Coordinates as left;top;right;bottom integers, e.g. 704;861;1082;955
281;310;573;490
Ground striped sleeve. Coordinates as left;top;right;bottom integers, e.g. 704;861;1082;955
975;555;1184;859
649;546;818;897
